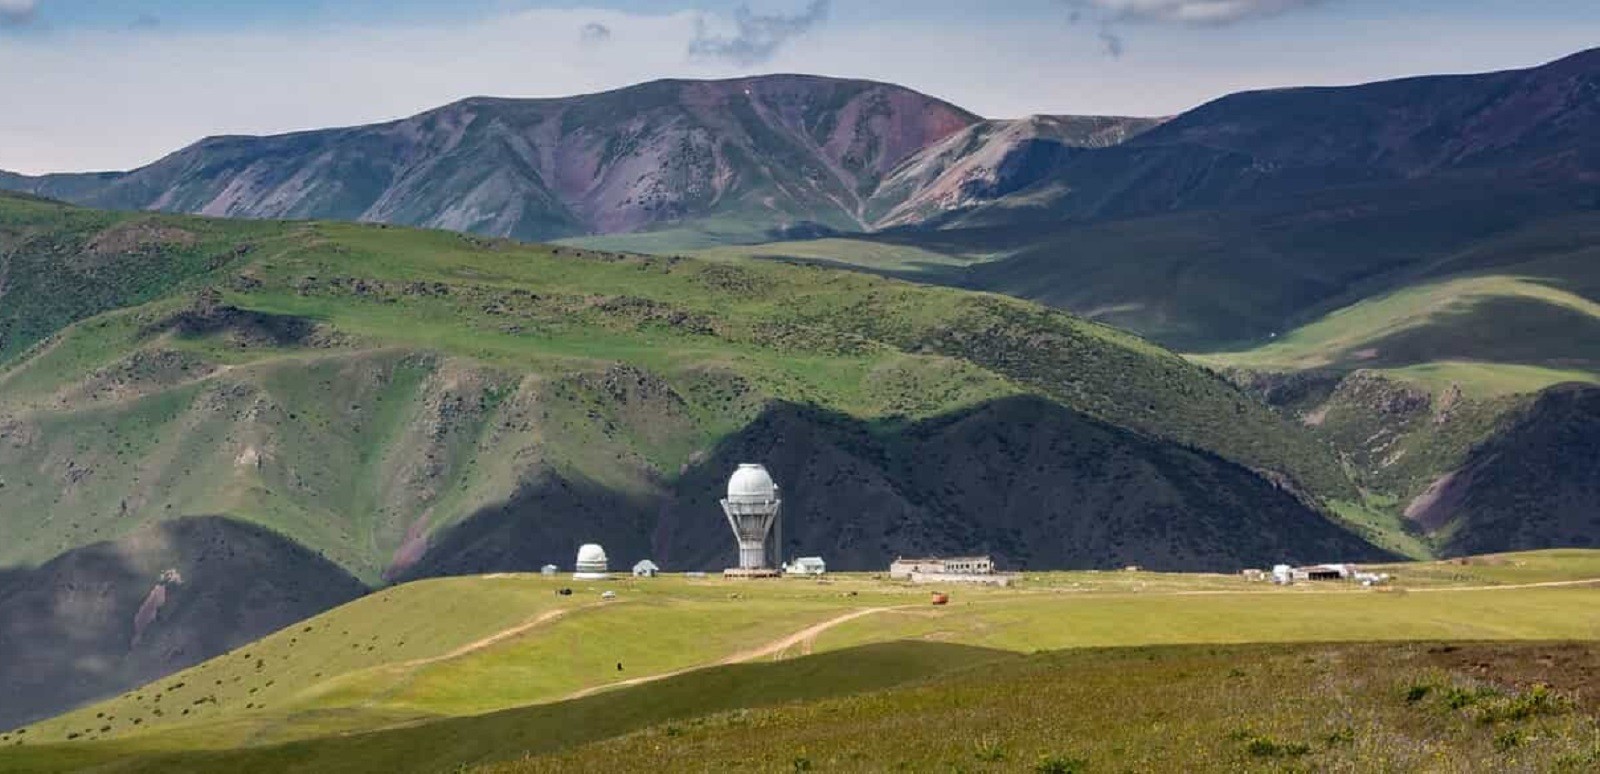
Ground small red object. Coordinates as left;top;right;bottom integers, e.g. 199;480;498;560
931;593;949;605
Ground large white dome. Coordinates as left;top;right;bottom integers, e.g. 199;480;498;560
727;463;778;503
573;543;609;579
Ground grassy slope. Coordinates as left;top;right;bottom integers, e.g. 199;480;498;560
5;551;1599;770
0;196;1357;581
0;642;1007;774
503;641;1600;773
1197;275;1600;376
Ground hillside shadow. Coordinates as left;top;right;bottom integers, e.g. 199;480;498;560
0;517;367;730
406;395;1393;580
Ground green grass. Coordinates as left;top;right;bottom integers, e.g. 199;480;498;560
1198;275;1600;376
1383;361;1599;399
5;551;1598;771
489;641;1600;773
15;553;1600;750
694;237;985;276
0;641;1009;774
1326;498;1434;560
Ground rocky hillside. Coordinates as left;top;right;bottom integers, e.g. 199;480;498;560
0;78;1175;249
1407;384;1600;557
2;76;980;242
865;115;1164;227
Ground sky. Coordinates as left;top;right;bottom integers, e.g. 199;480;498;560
1;1;1597;174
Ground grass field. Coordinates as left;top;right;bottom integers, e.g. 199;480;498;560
5;550;1598;772
498;641;1600;773
1197;275;1600;379
694;237;986;277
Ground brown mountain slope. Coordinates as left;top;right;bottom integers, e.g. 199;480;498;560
2;75;979;242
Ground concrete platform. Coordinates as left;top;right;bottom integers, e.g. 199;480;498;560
723;568;783;579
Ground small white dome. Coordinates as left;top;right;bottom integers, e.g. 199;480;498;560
576;543;608;565
727;463;778;503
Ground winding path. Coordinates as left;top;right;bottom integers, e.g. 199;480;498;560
561;606;899;701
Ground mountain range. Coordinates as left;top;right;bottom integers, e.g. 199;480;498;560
3;47;1600;729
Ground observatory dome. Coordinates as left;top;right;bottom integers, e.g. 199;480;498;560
573;543;609;579
727;463;778;504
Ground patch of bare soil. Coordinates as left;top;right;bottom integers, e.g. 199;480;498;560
1422;642;1600;713
84;222;197;258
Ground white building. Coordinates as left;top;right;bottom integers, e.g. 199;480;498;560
573;543;610;580
785;557;826;576
889;556;994;579
722;464;782;573
633;560;661;578
540;564;559;577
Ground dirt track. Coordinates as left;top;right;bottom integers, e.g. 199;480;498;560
561;606;899;701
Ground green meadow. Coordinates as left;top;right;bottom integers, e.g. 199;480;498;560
5;550;1599;772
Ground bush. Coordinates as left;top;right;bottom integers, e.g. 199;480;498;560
973;738;1007;762
1493;729;1526;752
1476;683;1571;725
1244;736;1311;758
1033;754;1088;773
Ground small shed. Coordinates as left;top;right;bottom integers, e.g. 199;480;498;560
632;560;661;578
540;564;559;577
786;557;827;576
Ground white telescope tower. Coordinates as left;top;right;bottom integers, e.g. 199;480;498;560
721;463;782;571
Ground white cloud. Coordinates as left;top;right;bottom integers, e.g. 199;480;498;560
579;21;612;44
1065;1;1325;25
688;0;830;66
0;0;38;26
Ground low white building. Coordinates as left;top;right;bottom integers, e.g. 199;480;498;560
889;555;994;579
633;560;660;578
785;557;826;576
540;564;559;577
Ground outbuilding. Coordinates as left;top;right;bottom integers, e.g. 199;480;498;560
785;557;827;576
633;560;661;578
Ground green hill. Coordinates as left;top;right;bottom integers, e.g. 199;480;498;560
0;192;1385;726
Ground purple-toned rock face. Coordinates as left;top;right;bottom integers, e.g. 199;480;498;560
4;74;984;243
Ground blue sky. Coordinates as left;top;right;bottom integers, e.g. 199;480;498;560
2;1;1597;173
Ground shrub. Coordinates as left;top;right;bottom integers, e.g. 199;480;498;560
1244;736;1311;758
1033;754;1088;773
1493;729;1525;752
973;737;1007;762
1442;685;1495;710
1476;684;1571;725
